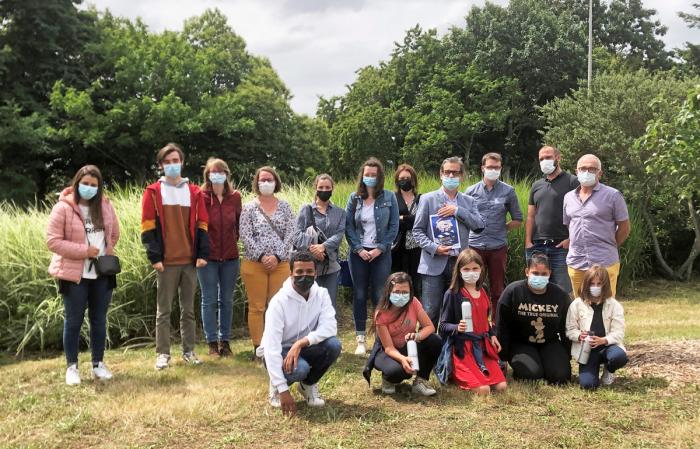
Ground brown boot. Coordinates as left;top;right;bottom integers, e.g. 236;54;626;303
219;341;233;357
208;341;220;357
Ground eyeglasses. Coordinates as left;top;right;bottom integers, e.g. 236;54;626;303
442;170;462;177
577;167;599;174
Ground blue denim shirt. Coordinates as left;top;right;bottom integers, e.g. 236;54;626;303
345;190;399;254
466;180;523;250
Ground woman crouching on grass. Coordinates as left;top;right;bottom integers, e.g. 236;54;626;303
363;272;442;396
566;265;627;389
438;249;506;394
46;165;120;385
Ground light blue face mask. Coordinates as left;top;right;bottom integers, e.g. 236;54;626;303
528;274;549;290
389;292;411;308
163;163;182;178
78;184;98;200
363;176;378;188
441;176;460;191
209;172;227;185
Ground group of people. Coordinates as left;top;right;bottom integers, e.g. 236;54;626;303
46;143;631;415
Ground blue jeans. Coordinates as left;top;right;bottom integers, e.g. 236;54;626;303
316;270;340;312
197;259;240;343
281;337;342;385
349;250;392;334
526;243;572;293
421;258;456;327
62;276;113;365
578;344;628;389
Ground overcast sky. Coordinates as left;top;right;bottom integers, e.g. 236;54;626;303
83;0;700;116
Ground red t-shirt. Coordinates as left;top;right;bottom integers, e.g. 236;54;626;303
375;298;424;349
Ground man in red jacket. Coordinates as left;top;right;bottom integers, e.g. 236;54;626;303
141;143;209;370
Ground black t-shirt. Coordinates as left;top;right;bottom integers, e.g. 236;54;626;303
496;280;571;361
528;171;579;240
590;303;605;338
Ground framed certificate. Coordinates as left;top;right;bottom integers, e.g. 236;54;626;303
429;214;461;250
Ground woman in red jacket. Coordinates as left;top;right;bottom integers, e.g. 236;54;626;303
198;158;242;357
46;165;120;385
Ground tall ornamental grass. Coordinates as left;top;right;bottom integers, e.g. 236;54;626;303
0;174;647;353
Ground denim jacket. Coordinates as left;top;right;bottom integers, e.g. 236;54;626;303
345;190;399;254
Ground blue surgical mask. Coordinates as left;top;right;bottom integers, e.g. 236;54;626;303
163;163;182;178
442;176;460;191
528;274;549;290
209;172;227;185
78;184;98;200
363;176;378;188
389;292;410;308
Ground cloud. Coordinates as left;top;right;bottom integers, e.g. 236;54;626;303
82;0;700;116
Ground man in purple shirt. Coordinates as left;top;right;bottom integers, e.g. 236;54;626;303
563;154;631;297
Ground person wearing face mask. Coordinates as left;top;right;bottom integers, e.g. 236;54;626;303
47;165;120;385
362;272;441;396
197;158;242;358
293;174;346;311
563;154;631;297
438;249;506;394
412;157;485;328
566;265;627;389
260;250;341;416
466;153;523;313
391;164;423;297
240;166;296;362
496;252;572;384
345;157;400;355
141;143;210;370
525;146;579;294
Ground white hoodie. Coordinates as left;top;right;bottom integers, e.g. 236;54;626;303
260;277;338;393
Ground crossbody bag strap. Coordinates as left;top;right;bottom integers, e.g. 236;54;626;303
256;203;285;242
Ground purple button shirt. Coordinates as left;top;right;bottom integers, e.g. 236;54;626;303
563;182;629;270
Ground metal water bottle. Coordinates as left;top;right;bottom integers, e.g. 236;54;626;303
577;331;595;364
407;339;419;371
461;301;473;332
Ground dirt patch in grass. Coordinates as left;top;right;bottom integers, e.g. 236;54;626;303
626;339;700;387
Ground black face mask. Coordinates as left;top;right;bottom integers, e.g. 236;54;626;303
316;190;332;202
293;275;315;293
397;179;413;192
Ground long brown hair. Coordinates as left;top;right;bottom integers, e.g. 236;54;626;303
369;272;414;335
71;165;104;229
355;157;385;199
202;158;234;195
394;163;418;195
580;265;613;304
449;249;487;293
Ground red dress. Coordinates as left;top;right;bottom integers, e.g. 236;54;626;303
452;287;506;390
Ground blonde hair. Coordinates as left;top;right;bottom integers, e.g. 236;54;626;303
202;158;234;194
580;265;613;304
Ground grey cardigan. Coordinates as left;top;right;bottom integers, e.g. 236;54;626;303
293;202;346;274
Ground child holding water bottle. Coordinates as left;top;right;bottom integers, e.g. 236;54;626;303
439;249;506;394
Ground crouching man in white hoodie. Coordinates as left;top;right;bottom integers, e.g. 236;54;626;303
259;250;342;416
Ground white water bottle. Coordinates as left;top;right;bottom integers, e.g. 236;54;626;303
461;301;473;333
577;331;595;364
407;339;419;371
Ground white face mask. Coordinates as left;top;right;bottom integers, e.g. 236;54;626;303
484;169;501;181
589;286;603;297
577;171;597;187
258;181;276;196
540;159;556;175
460;270;481;284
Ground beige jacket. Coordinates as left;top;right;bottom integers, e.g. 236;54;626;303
566;297;625;359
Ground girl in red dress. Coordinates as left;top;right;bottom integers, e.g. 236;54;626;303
439;249;507;394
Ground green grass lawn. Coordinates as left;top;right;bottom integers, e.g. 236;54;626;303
2;279;699;449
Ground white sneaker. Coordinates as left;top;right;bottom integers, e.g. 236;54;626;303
65;364;81;386
354;335;366;355
182;351;203;365
155;353;171;370
381;378;396;394
298;382;325;407
601;367;615;386
269;382;281;408
412;377;437;396
92;362;113;381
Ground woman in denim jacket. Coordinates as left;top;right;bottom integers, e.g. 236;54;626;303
345;157;399;354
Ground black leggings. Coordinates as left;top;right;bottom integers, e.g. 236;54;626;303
374;333;442;383
509;341;571;385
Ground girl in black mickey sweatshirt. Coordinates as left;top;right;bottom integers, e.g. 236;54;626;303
496;252;572;384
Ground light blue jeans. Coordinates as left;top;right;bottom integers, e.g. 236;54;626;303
197;259;240;342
